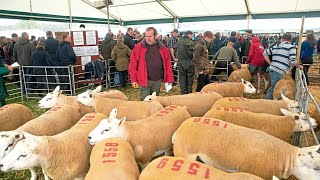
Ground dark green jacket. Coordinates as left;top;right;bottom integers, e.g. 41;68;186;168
0;65;10;100
101;36;116;60
176;36;194;62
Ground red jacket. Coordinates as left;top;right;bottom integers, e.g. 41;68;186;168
129;40;174;87
245;37;265;67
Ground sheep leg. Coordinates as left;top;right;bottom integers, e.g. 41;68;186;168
30;168;38;180
42;168;51;180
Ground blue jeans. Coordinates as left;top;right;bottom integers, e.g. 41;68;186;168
265;71;283;99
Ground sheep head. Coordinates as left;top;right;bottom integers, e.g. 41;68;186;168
88;110;126;145
280;109;317;132
0;132;41;172
143;92;157;101
241;79;256;94
77;86;102;107
0;131;24;160
281;94;299;112
38;86;61;109
293;145;320;179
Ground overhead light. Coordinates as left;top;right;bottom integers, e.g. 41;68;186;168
94;0;114;9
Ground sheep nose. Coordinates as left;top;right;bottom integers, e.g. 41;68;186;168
88;136;91;140
0;164;3;168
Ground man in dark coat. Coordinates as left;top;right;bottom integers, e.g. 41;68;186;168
123;27;135;50
175;31;194;94
44;31;61;85
13;32;36;93
56;35;76;90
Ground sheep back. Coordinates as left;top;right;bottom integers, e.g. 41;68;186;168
173;117;298;179
201;83;244;97
227;65;252;82
273;75;295;100
204;107;295;142
155;91;222;116
94;97;164;121
127;105;191;164
85;138;139;180
57;95;94;116
0;104;34;131
212;97;289;115
98;89;128;100
17;104;81;136
139;156;263;180
44;113;108;180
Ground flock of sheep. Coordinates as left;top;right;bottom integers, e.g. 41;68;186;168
0;68;319;180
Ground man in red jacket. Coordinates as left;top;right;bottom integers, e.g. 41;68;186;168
129;27;174;100
245;37;265;94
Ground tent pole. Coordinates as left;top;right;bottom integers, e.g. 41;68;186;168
296;16;305;65
68;0;72;31
106;0;110;32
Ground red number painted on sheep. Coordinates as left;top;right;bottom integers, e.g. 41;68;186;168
105;142;118;147
187;163;200;175
101;142;118;163
204;168;210;179
194;118;201;122
203;118;210;124
104;147;118;151
156;158;169;168
171;160;184;171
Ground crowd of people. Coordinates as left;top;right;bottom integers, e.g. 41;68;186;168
0;26;320;106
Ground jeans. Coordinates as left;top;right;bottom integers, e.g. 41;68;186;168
265;71;283;99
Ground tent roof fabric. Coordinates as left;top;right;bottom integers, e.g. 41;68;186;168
1;0;320;25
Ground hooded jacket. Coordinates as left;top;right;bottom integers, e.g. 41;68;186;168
56;41;76;65
101;36;116;60
246;37;265;67
175;36;194;62
129;39;173;86
111;42;132;71
12;38;36;66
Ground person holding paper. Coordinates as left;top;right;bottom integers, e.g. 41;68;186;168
129;27;174;101
0;62;13;107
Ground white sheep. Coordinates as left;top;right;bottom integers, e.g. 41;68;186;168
204;107;317;142
88;106;191;168
173;117;320;180
0;104;81;180
85;138;139;180
139;156;263;180
212;94;300;115
200;79;256;97
0;104;34;131
273;73;295;100
143;91;222;116
38;86;128;116
0;113;108;180
77;87;164;121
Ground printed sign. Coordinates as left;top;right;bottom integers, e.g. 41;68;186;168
73;31;84;46
86;31;97;45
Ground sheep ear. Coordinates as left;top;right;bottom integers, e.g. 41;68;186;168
109;108;117;118
53;86;60;92
272;176;280;180
281;94;290;101
22;131;34;139
152;92;157;96
93;86;102;93
280;108;290;116
15;133;24;140
118;117;126;126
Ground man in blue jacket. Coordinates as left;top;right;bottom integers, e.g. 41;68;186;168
56;35;76;90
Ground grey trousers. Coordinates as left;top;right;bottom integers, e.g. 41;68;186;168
139;80;161;101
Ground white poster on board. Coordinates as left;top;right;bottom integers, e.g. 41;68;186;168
85;46;99;56
86;31;96;45
73;31;84;46
73;47;86;56
81;56;91;70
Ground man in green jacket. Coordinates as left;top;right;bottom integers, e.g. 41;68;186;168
0;63;13;107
